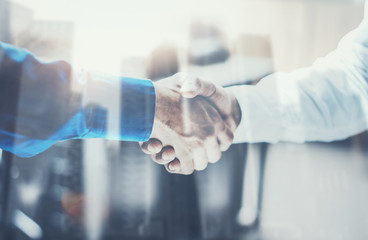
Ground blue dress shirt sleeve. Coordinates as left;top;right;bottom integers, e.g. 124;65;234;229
0;42;155;157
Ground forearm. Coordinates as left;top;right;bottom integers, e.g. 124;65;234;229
0;43;155;157
230;8;368;143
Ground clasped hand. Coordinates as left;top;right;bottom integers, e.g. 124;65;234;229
140;73;241;175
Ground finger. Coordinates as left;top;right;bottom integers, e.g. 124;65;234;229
217;125;234;151
150;146;176;165
204;137;222;163
206;113;233;152
192;145;208;171
165;158;181;173
140;139;163;154
181;77;216;99
157;72;188;92
172;152;195;175
161;146;176;162
181;78;233;121
205;86;233;120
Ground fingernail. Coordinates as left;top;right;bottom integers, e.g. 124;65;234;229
162;152;175;161
168;164;177;171
147;144;159;153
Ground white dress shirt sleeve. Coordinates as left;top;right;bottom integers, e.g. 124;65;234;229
229;1;368;143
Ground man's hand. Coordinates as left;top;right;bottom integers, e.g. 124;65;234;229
143;73;235;174
140;73;241;174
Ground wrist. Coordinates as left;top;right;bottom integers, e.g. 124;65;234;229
224;88;242;131
152;82;181;137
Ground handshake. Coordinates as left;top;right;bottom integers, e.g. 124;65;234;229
140;73;241;175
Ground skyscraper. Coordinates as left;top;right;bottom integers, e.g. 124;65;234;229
0;0;12;43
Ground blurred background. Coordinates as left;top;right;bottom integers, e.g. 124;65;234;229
0;0;367;239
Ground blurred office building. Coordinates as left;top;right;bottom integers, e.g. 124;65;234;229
1;2;81;240
9;2;74;62
0;0;11;42
0;0;368;240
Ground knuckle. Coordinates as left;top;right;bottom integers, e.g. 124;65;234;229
214;155;222;163
218;139;230;151
174;72;187;81
180;162;195;175
183;169;194;175
227;130;234;141
195;161;208;171
209;152;221;163
202;125;215;137
220;142;231;151
217;122;226;132
188;138;205;148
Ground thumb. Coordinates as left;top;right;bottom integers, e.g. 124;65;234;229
180;76;216;99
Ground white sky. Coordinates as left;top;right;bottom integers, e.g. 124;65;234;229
12;0;364;74
11;0;241;75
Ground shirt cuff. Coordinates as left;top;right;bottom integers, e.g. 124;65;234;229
120;77;156;142
227;83;282;144
81;73;156;142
